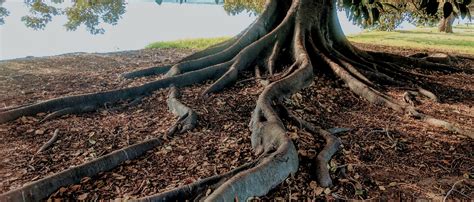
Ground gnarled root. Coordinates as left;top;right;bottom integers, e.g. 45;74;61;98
121;65;172;79
1;0;472;200
325;49;473;139
367;50;463;73
277;104;343;187
0;139;161;202
0;60;230;124
136;158;261;201
40;105;97;122
166;86;197;136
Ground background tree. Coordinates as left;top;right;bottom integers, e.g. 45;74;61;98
0;0;473;201
0;0;9;25
20;0;126;34
336;0;472;32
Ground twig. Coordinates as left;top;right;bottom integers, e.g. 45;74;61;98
443;179;464;202
37;129;60;153
236;77;268;84
457;55;474;61
30;129;60;163
452;189;470;199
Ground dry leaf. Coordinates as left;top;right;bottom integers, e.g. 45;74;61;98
314;187;324;195
77;193;88;200
35;129;45;135
309;181;318;189
324;188;331;195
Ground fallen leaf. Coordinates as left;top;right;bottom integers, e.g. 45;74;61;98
112;173;126;180
35;129;45;135
324;188;331;195
59;187;67;193
309;181;318;189
77;193;88;200
314;187;324;195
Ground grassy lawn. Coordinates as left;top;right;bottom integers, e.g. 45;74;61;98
146;25;473;55
146;37;230;50
347;25;474;55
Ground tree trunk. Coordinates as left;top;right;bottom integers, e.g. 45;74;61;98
0;0;471;201
439;13;455;33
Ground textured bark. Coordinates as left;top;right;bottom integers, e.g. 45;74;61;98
439;14;455;33
1;0;471;201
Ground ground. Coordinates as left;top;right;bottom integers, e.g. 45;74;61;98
0;44;473;200
348;26;474;55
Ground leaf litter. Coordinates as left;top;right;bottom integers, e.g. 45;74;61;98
0;46;472;200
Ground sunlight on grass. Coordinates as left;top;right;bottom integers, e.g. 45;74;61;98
146;37;230;50
348;25;474;55
147;26;474;55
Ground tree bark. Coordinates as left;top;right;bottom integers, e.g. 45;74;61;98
439;13;455;33
1;0;472;201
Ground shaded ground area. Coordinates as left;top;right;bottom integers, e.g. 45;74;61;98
0;45;473;200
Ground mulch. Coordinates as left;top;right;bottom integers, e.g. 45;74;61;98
0;45;472;200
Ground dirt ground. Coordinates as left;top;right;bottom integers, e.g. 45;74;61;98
0;44;473;201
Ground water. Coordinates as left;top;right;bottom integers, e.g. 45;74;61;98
2;1;465;60
0;1;258;60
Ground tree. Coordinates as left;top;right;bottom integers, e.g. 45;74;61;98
0;0;10;25
437;0;473;33
337;0;472;32
0;0;473;201
20;0;126;34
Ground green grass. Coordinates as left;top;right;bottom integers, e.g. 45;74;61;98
146;37;231;50
147;26;474;55
347;25;474;55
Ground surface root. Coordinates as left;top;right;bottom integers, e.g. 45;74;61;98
0;139;161;202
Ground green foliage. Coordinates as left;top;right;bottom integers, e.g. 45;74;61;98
223;0;266;15
0;0;9;26
146;37;230;50
348;25;474;54
64;0;126;34
21;1;61;30
338;0;473;31
3;0;473;34
19;0;126;34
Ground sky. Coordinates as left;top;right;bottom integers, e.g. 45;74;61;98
0;1;257;60
1;0;468;60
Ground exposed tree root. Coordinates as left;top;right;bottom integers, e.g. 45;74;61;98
36;129;60;154
417;88;439;102
278;104;343;187
403;91;419;106
120;30;247;79
0;138;161;202
324;47;473;139
40;105;96;123
165;86;197;136
121;65;172;79
403;88;438;106
0;61;229;124
0;103;34;113
29;129;61;163
367;50;462;73
136;158;262;201
408;110;474;139
1;0;472;200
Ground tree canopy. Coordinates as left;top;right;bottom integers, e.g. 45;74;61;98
0;0;473;201
0;0;471;33
339;0;473;30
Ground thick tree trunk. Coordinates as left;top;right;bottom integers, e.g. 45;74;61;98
439;13;455;33
0;0;471;201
